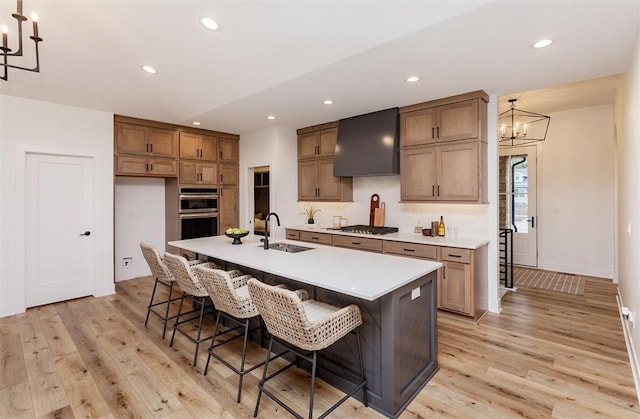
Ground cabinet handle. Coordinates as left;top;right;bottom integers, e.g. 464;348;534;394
436;127;440;138
145;163;149;171
448;254;462;258
431;127;435;139
220;150;223;160
220;174;223;183
432;185;435;197
437;185;440;196
443;267;446;279
220;187;223;196
150;143;153;153
150;163;153;172
352;242;361;245
403;248;415;252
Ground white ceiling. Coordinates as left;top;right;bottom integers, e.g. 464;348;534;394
1;0;638;135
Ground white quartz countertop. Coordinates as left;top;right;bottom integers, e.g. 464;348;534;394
168;235;442;301
287;225;489;249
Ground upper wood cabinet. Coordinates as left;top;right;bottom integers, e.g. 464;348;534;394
298;127;338;159
116;155;177;177
298;158;352;202
219;137;239;163
179;132;218;161
179;161;218;185
401;141;484;202
400;91;488;147
116;123;178;158
219;164;238;185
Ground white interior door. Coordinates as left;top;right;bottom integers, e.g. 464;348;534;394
26;152;94;307
500;146;538;267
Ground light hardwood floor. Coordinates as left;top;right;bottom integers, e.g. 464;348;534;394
1;275;638;418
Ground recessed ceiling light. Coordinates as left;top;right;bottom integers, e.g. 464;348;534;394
406;76;420;83
532;39;554;49
267;115;276;120
323;99;334;105
201;17;219;31
141;65;157;74
192;121;202;126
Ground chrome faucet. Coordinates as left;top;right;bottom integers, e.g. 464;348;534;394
262;212;281;249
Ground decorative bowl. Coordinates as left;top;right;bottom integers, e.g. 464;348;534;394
225;231;249;245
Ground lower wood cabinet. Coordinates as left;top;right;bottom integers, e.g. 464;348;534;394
285;229;300;240
333;235;382;252
383;240;437;260
440;260;472;315
299;231;333;245
116;155;177;177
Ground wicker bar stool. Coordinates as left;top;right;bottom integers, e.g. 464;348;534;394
163;252;240;367
247;278;368;419
140;242;182;340
195;266;290;403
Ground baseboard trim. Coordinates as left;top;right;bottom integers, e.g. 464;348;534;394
616;291;640;405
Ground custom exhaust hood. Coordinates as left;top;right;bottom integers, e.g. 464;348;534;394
333;107;400;177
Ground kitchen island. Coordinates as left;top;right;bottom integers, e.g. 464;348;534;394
169;235;442;418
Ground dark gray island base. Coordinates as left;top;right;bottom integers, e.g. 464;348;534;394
217;260;439;418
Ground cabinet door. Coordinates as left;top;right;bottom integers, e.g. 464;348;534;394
116;123;148;155
219;138;239;163
298;133;318;159
148;158;178;176
440;261;472;315
317;159;340;200
437;99;478;142
200;135;218;161
220;186;239;233
148;128;178;158
179;132;199;159
179;161;199;184
400;146;437;201
219;164;238;185
317;128;337;156
401;108;437;147
298;161;319;200
438;142;479;201
199;163;218;185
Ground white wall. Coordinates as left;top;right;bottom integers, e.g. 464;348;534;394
239;126;299;239
618;25;640;395
539;105;615;278
114;177;166;281
0;95;114;317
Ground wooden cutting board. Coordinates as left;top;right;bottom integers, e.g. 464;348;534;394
369;194;380;226
373;202;385;227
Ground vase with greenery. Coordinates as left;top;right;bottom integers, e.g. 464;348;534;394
300;206;321;224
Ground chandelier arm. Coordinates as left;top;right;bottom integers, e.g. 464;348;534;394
0;38;41;72
6;11;27;57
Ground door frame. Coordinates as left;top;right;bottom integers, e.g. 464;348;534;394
15;145;110;312
499;145;540;267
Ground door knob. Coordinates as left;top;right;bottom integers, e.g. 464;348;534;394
526;217;535;228
80;231;91;236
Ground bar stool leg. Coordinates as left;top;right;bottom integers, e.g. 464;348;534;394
170;292;186;347
193;296;207;367
254;335;275;418
161;281;174;340
144;278;161;327
204;310;223;376
308;351;318;419
237;318;250;403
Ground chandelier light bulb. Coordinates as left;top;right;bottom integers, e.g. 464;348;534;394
31;12;38;22
1;24;8;34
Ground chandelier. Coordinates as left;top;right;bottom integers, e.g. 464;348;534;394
1;0;43;81
499;99;551;147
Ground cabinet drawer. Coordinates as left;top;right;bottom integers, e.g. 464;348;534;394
441;247;471;264
333;235;382;253
285;229;300;240
383;241;437;260
300;231;333;245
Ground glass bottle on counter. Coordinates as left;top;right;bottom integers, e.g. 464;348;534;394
437;216;445;237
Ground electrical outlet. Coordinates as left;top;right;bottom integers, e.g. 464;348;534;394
121;257;132;268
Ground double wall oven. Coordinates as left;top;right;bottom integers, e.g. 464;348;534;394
178;188;219;239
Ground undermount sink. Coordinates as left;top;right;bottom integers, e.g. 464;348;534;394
269;242;313;253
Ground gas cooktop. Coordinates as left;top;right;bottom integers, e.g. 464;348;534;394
340;225;399;235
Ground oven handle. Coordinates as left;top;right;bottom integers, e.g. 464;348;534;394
179;212;219;219
179;194;219;200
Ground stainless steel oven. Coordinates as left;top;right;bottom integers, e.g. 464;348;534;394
179;188;218;213
178;188;219;239
179;212;218;239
